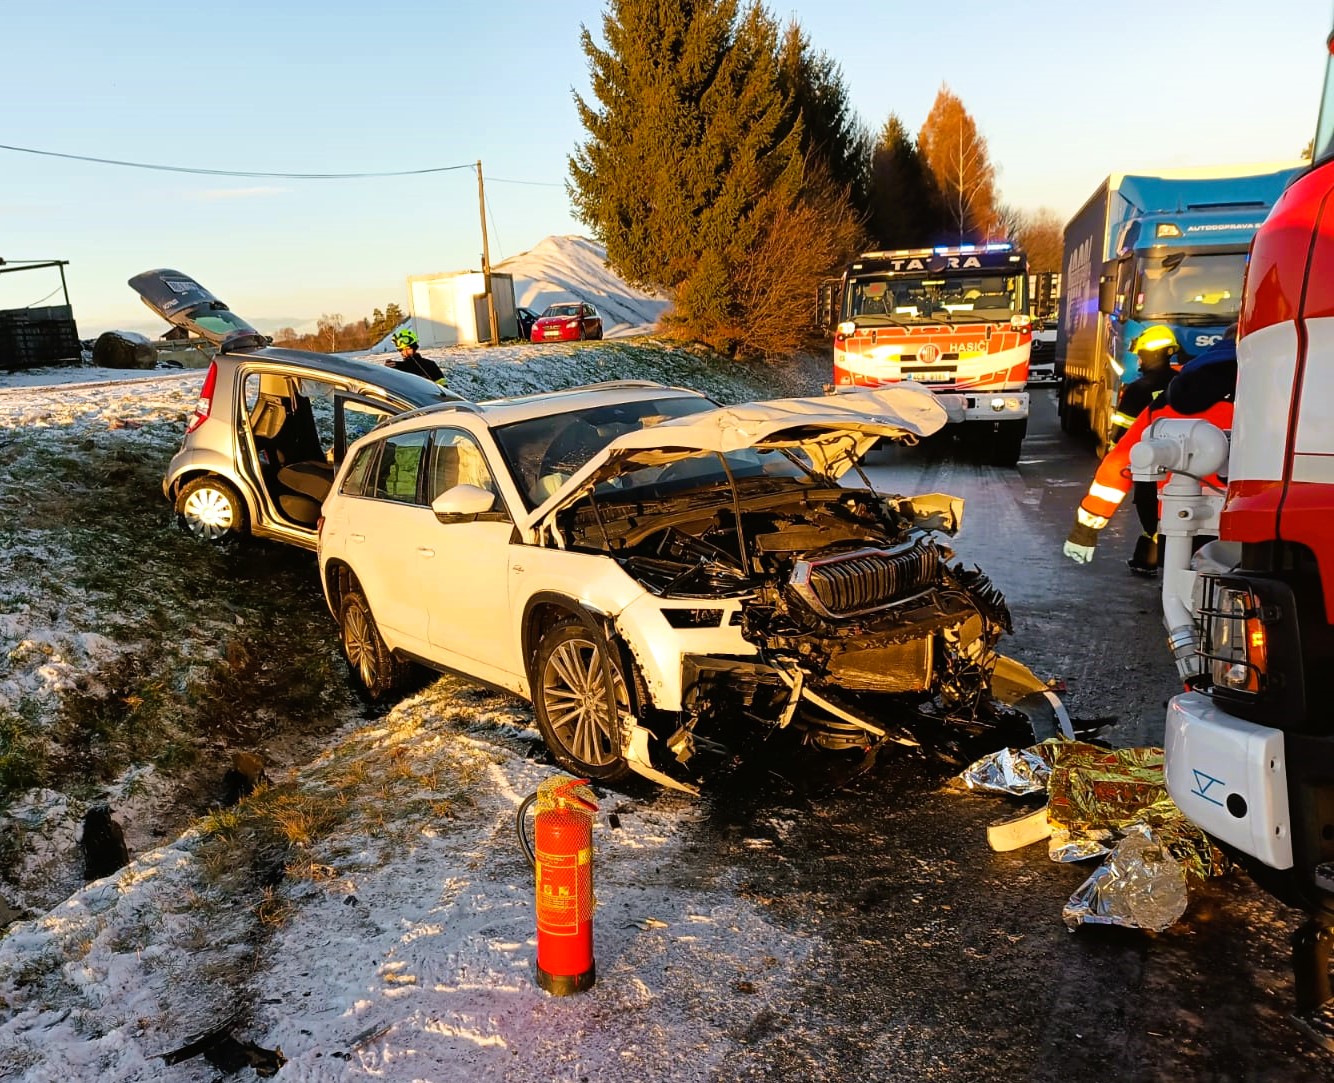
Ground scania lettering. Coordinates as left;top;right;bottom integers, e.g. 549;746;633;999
831;244;1031;467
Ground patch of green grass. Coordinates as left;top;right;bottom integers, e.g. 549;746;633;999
0;706;49;799
0;427;361;805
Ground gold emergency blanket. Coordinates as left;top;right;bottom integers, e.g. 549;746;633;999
1035;740;1222;882
958;739;1225;931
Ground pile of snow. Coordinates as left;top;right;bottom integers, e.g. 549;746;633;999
368;235;671;353
499;235;670;338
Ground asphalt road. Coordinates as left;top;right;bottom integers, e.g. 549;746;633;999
673;388;1332;1081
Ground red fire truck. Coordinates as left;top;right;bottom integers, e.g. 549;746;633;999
1151;28;1334;1034
830;244;1032;466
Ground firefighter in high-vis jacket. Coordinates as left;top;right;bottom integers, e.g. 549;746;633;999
1109;325;1182;441
1064;329;1236;570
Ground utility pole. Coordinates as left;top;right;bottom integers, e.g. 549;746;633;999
476;160;499;346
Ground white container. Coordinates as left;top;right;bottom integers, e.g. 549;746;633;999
406;270;518;346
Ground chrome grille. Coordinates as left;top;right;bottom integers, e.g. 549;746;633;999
789;540;939;618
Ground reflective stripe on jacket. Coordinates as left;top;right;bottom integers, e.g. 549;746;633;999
1078;399;1233;527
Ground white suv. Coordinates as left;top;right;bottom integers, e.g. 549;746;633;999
317;380;1055;791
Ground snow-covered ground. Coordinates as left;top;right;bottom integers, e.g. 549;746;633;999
0;343;829;1082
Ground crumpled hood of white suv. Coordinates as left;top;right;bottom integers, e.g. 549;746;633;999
523;383;953;532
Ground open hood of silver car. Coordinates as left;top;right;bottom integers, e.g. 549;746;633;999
524;384;953;532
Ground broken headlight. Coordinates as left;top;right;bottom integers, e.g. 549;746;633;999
662;608;726;628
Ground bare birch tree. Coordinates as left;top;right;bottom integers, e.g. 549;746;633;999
917;85;999;243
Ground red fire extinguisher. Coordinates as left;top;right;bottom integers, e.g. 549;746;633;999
517;776;599;995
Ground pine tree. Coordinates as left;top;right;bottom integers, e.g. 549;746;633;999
570;0;740;290
917;84;999;243
569;0;804;353
867;113;945;248
776;20;871;213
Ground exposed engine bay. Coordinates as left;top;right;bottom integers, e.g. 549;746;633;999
553;473;1043;785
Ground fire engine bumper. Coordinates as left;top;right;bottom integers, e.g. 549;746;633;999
1163;691;1294;869
935;391;1028;422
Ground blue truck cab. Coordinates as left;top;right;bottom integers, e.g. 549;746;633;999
1057;165;1304;453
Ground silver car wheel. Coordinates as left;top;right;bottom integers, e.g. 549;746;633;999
541;635;621;767
343;601;377;689
182;486;235;538
176;477;245;542
339;589;407;702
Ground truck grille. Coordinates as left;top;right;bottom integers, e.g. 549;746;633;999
789;540;940;619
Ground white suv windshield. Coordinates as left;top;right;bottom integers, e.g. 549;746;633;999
492;396;716;509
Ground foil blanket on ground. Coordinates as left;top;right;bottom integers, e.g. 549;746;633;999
956;746;1050;795
957;739;1225;930
1061;824;1189;932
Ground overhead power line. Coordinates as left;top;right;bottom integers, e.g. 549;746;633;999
0;142;476;180
489;176;564;188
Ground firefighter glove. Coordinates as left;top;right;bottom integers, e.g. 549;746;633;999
1063;521;1100;565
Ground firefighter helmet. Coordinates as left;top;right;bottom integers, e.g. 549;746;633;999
392;327;419;349
1131;325;1179;356
1130;324;1181;373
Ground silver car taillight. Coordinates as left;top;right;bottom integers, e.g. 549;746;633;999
186;362;218;434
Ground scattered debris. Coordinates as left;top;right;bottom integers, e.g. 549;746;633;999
160;1012;285;1077
80;802;129;882
347;1021;393;1050
0;897;25;930
1062;824;1189;932
986;807;1051;852
957;746;1049;795
958;740;1224;930
626;917;670;931
222;750;268;806
203;1035;286;1077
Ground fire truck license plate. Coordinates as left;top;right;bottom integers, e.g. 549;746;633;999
907;370;955;382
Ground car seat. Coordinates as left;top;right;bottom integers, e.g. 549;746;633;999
427;444;460;501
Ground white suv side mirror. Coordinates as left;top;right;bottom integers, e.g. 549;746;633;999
431;484;495;519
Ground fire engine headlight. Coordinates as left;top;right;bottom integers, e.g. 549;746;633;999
990;397;1006;411
1204;585;1267;693
837;321;856;336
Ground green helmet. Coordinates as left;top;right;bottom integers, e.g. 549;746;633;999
392;327;419;349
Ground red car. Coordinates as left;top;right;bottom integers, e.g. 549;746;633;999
530;302;603;342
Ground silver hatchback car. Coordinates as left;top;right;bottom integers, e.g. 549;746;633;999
133;270;459;549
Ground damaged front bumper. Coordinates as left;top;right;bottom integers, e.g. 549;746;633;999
614;647;1071;793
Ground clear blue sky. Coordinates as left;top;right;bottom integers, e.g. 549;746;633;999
2;0;1329;336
